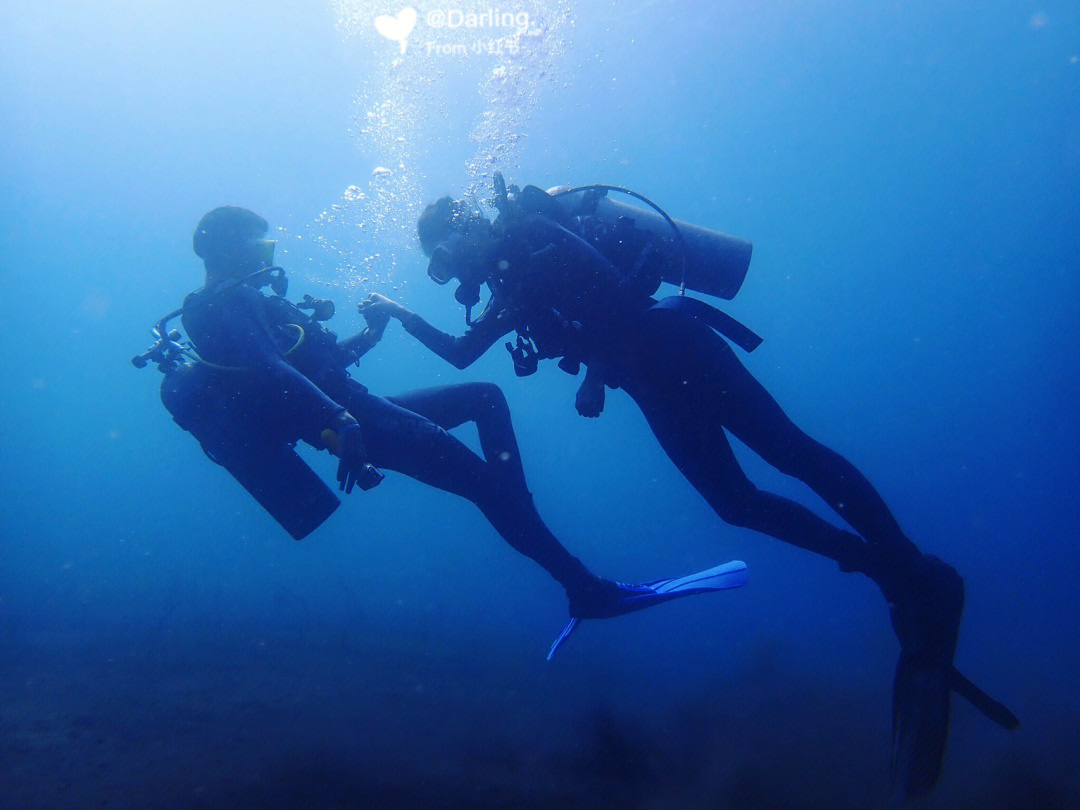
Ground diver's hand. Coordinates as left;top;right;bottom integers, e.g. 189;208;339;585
321;421;384;493
575;376;605;418
358;293;408;333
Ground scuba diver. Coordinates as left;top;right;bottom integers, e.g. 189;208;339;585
358;176;1019;800
133;206;749;656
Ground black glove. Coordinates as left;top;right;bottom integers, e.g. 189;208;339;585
322;423;384;494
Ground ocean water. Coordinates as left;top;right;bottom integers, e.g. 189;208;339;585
2;1;1078;807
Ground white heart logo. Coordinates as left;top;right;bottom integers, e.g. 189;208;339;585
374;7;418;55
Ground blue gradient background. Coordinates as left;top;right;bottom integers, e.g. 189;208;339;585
2;2;1078;807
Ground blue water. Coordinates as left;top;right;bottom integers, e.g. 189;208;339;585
3;2;1078;807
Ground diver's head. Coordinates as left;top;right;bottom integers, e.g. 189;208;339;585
193;206;277;281
417;197;495;307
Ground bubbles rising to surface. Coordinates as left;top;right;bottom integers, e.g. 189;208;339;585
293;1;573;291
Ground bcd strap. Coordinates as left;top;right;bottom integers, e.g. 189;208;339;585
651;295;763;353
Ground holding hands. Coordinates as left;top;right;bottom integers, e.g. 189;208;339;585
358;293;409;337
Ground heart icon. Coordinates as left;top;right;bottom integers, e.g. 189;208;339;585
374;7;418;55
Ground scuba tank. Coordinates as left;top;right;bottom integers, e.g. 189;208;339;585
491;174;762;354
160;361;340;541
546;185;753;300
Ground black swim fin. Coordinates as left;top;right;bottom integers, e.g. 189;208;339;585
949;667;1019;731
891;650;953;800
887;555;964;800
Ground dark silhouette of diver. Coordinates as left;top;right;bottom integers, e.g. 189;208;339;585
359;182;1018;800
133;206;748;653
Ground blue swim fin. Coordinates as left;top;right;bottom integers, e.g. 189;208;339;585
548;560;748;661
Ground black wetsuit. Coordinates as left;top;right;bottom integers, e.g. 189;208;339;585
400;197;921;583
180;281;596;593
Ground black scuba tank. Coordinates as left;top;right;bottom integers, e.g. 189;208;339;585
160;362;340;540
500;179;761;353
547;185;753;300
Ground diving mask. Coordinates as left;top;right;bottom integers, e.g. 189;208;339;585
427;231;465;285
252;238;277;270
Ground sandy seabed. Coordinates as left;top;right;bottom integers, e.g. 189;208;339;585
2;613;1076;810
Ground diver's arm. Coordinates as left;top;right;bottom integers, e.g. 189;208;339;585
240;300;382;491
398;309;510;369
361;293;511;369
225;284;353;437
338;326;384;361
235;293;380;489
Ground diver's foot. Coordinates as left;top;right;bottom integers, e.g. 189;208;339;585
551;562;749;661
888;555;965;801
887;555;964;665
550;579;649;663
567;577;659;620
568;560;750;620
